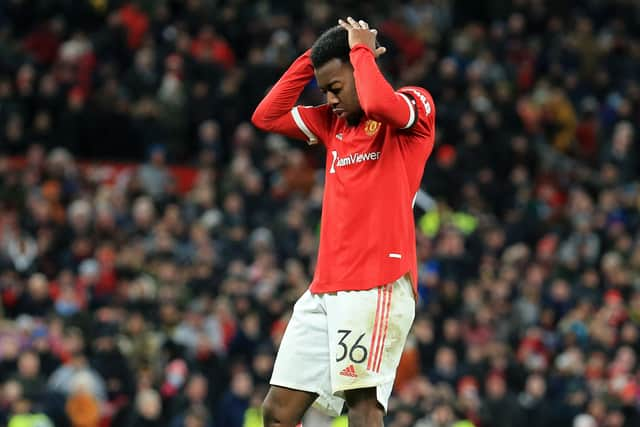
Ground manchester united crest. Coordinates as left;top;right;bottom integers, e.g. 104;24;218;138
364;120;381;136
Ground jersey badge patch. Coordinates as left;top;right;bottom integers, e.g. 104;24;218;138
364;120;381;136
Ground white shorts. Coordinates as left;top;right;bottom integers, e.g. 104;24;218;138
270;274;415;417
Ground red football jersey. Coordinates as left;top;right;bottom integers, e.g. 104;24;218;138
252;46;436;295
294;86;435;294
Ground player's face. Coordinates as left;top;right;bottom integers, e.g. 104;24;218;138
315;58;362;125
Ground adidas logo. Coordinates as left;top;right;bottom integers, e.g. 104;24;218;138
339;364;357;378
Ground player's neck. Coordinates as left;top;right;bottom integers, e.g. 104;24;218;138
346;112;364;126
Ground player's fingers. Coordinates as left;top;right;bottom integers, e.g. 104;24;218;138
375;46;387;57
358;20;369;29
338;19;351;30
370;28;378;35
347;16;361;29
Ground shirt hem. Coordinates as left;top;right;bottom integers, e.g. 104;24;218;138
309;270;416;295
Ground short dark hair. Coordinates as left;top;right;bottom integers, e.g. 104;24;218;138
310;26;350;68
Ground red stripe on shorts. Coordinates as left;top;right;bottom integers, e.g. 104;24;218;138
374;284;393;372
371;285;390;372
367;286;383;370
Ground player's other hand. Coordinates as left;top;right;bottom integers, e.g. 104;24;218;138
338;17;387;58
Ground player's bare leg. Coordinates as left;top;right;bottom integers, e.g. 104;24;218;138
344;387;384;427
263;385;318;426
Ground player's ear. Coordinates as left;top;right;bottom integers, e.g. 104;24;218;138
344;60;354;73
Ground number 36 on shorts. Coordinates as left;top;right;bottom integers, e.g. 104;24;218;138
336;330;368;363
328;277;415;384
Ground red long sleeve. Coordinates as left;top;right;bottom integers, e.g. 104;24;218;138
251;50;315;139
349;44;414;129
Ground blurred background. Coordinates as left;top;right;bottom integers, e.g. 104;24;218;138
1;0;640;426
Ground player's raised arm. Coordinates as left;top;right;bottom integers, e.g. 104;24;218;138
251;50;324;144
339;17;418;130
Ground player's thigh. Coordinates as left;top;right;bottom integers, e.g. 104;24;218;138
263;385;318;422
270;290;347;416
343;386;382;411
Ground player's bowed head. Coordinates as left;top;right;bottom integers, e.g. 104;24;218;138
310;17;387;126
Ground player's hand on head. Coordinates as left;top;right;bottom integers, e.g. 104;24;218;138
338;17;387;58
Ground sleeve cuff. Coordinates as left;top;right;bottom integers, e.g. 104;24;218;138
349;44;375;56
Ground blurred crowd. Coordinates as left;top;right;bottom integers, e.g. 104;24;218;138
1;0;640;426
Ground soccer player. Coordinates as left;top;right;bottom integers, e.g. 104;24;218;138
251;17;436;426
